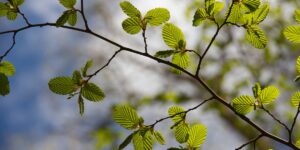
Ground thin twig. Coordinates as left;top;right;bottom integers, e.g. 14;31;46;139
289;103;300;142
260;106;290;132
235;134;263;150
0;33;16;62
148;97;215;128
80;0;90;31
142;28;148;53
17;8;31;25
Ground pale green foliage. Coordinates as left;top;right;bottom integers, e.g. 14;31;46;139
162;23;186;49
232;95;255;115
133;131;153;150
7;11;17;20
56;10;78;26
0;73;9;96
154;131;166;145
297;56;300;74
120;1;141;18
193;8;207;26
258;86;280;104
81;83;105;101
68;10;77;26
295;10;300;24
145;8;170;26
72;70;82;85
296;139;300;148
227;4;243;23
122;17;142;34
48;77;78;95
56;11;70;26
0;3;9;17
214;2;224;14
242;0;260;12
174;123;190;143
0;61;15;76
78;95;84;116
291;92;300;107
119;133;134;150
81;59;93;77
168;106;186;123
187;124;207;148
252;83;261;98
283;26;300;43
112;105;140;130
59;0;76;9
245;25;267;49
171;52;190;74
154;50;178;58
242;4;269;25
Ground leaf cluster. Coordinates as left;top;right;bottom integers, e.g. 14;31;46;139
0;0;24;20
56;0;77;26
0;61;15;96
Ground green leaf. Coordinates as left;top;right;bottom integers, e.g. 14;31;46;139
59;0;76;9
119;133;134;150
258;86;279;104
174;123;190;143
193;8;208;26
253;4;269;24
0;61;15;76
246;25;267;49
171;52;190;74
72;70;82;85
214;1;224;13
81;59;93;77
122;17;142;34
227;4;243;23
56;11;70;26
145;8;170;26
297;56;300;75
205;0;215;16
48;77;78;95
295;10;300;24
153;131;166;145
291;92;300;107
252;83;261;98
0;73;9;96
0;2;9;17
112;105;140;130
296;139;300;148
68;10;77;26
154;50;178;58
162;23;186;49
133;131;152;150
120;1;141;18
283;26;300;43
232;95;255;115
11;0;24;6
78;95;84;116
81;83;105;102
6;11;17;20
187;124;207;148
168;106;185;123
242;0;260;12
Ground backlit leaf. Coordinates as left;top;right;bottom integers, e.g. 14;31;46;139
283;26;300;43
187;124;207;148
246;25;267;49
154;50;178;58
232;95;255;115
145;8;170;26
48;76;78;95
112;105;140;130
133;131;152;150
81;59;93;77
122;17;142;34
120;1;141;18
295;10;300;24
168;106;186;123
56;11;70;26
162;23;185;49
171;52;190;74
0;61;15;76
193;8;208;26
81;83;105;102
291;92;300;107
174;123;190;143
0;73;9;96
59;0;76;9
258;86;280;104
68;10;77;26
154;131;166;145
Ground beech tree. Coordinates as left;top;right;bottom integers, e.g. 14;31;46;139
1;0;300;149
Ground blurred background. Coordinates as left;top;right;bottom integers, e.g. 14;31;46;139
0;0;300;149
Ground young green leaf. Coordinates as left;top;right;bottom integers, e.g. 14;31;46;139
193;8;208;26
81;59;93;77
168;106;186;123
153;131;166;145
227;4;243;23
232;95;255;115
6;11;17;20
133;131;153;150
81;83;105;101
0;61;15;76
0;2;9;17
112;105;140;130
48;76;78;95
56;11;70;26
253;4;269;24
205;0;215;16
214;1;224;13
59;0;76;9
174;123;190;143
252;83;261;98
68;10;77;26
119;132;134;150
122;17;142;34
242;0;260;12
10;0;24;6
154;50;178;58
246;25;267;49
296;139;300;148
283;26;300;43
162;23;186;49
144;8;170;26
295;10;300;24
258;86;279;104
187;124;207;148
171;52;190;74
120;1;141;18
291;92;300;107
72;70;82;85
297;56;300;75
0;73;10;96
78;95;84;116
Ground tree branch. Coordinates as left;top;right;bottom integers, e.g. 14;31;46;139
289;104;300;142
235;134;263;150
260;106;290;133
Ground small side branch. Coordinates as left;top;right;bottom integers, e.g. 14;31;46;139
0;33;17;62
80;0;90;31
235;134;263;150
260;106;290;132
289;104;300;142
148;97;215;128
